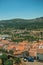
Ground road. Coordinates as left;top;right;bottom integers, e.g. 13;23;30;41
21;58;43;65
22;60;43;65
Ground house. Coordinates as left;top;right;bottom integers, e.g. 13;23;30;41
0;34;11;41
13;41;31;57
18;41;31;51
6;44;16;51
29;49;37;59
14;45;25;55
0;39;10;44
37;42;43;61
37;49;43;61
0;43;4;49
13;50;23;58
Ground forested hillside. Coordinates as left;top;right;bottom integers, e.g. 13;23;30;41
0;17;43;30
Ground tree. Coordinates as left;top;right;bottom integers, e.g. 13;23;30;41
9;50;14;54
0;53;8;65
4;59;13;65
15;58;21;65
40;32;43;40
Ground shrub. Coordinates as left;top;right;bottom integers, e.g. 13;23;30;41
4;59;13;65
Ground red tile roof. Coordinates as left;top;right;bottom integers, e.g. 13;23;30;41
29;49;37;57
14;50;23;55
0;40;10;44
37;49;43;54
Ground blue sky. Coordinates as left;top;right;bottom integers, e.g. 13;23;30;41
0;0;43;20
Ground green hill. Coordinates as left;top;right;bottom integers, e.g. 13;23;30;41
0;17;43;30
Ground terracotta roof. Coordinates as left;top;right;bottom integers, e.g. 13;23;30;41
14;50;23;55
29;49;37;57
0;44;4;48
37;49;43;54
0;40;10;44
0;44;4;46
32;41;43;49
16;45;25;51
18;41;29;46
32;43;39;49
29;52;37;57
6;45;16;50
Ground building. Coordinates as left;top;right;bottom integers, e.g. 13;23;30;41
37;42;43;61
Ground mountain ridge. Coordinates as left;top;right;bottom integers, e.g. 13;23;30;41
0;17;43;22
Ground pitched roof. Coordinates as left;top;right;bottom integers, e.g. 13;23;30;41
0;40;10;44
37;49;43;54
6;45;16;50
14;50;23;55
16;45;25;51
29;49;37;57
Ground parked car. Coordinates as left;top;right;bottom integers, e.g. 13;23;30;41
27;56;34;62
23;56;34;62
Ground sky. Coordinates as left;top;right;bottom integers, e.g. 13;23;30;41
0;0;43;20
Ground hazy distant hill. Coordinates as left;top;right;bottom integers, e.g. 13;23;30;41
0;17;43;30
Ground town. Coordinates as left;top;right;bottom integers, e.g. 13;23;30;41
0;30;43;65
0;0;43;65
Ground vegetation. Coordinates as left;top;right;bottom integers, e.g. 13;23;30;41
0;17;43;42
0;53;21;65
4;59;13;65
9;50;14;54
14;58;21;65
0;53;8;65
0;17;43;31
